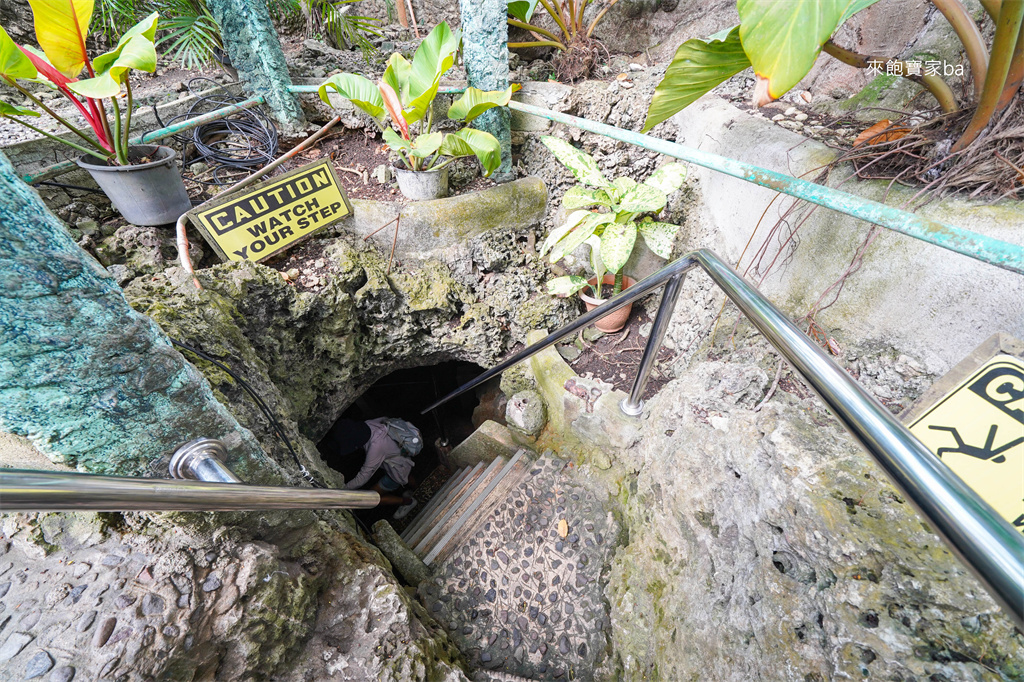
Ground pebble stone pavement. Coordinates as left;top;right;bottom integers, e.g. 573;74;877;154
419;453;619;680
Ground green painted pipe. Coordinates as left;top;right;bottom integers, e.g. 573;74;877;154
508;100;1024;275
23;95;266;185
287;84;467;94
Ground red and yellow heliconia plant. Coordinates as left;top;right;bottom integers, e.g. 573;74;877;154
0;0;159;165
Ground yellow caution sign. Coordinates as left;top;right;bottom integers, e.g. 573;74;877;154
188;159;352;263
908;354;1024;534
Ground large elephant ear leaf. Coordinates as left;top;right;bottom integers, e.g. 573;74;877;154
318;73;386;123
540;135;610;188
404;21;461;123
507;0;540;22
738;0;881;104
73;12;159;98
642;25;749;132
90;11;158;75
618;182;667;214
547;275;590;298
599;221;637;274
439;128;502;175
26;0;95;78
447;85;514;123
644;163;687;195
0;26;38;80
638;220;679;259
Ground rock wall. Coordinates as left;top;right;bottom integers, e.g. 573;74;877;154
604;333;1024;680
0;508;469;681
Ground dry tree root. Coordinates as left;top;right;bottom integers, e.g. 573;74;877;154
554;37;606;83
836;92;1023;203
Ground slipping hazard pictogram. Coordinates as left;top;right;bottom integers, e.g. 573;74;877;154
908;354;1024;534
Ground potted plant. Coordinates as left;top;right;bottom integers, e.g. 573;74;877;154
318;21;513;201
540;135;686;332
0;10;192;226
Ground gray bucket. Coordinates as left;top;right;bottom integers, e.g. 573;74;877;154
394;166;448;201
77;145;193;226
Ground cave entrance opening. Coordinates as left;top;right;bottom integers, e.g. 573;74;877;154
316;360;501;527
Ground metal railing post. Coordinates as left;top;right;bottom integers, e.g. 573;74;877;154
169;438;241;483
621;272;686;416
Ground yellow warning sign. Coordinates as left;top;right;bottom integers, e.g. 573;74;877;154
188;159;352;263
908;354;1024;534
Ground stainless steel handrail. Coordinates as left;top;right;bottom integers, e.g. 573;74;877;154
0;438;380;511
0;469;380;511
422;248;1024;629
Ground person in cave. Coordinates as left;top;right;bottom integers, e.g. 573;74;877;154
332;418;419;518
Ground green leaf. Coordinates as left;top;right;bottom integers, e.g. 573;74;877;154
540;209;591;257
91;11;158;73
318;72;386;123
611;177;636;196
401;21;461;123
507;0;540;22
548;212;614;263
540;136;610;188
0;98;41;117
600;221;637;273
383;126;412;154
618;182;667;214
447;85;514;123
561;185;614;210
638;220;679;259
410;131;443;158
382;52;413;101
439;128;502;175
70;28;158;98
0;26;38;80
839;0;882;26
642;25;749;132
547;275;590;297
737;0;880;101
644;163;687;195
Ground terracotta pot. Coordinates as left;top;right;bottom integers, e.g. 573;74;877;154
579;274;636;333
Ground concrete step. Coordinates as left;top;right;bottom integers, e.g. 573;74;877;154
413;456;507;558
448;420;520;469
425;450;530;566
404;461;487;549
401;466;471;543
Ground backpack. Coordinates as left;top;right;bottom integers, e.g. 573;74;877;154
383;418;424;456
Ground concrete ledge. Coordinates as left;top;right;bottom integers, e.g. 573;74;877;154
333;176;548;261
448;420;521;469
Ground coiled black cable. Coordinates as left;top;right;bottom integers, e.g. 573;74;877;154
153;78;279;185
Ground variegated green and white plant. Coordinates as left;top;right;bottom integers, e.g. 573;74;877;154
540;135;686;300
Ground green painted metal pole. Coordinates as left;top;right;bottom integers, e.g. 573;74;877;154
508;101;1024;275
23;95;266;185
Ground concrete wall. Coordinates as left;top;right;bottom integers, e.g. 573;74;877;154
669;96;1024;373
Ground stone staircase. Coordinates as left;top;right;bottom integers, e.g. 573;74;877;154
402;450;532;566
416;452;618;681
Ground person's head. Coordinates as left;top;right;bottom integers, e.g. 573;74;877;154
325;418;371;457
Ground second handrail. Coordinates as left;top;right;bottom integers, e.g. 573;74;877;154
423;248;1024;630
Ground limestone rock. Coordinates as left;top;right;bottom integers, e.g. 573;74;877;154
505;391;546;436
606;352;1024;680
